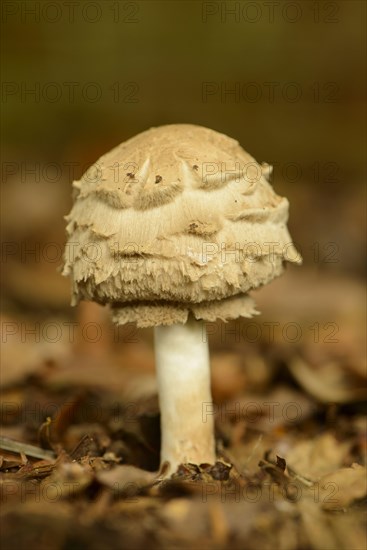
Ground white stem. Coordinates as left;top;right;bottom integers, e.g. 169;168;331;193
154;317;216;474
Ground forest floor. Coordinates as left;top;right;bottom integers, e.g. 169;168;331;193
1;271;366;550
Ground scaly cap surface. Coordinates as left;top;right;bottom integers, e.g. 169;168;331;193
63;124;301;327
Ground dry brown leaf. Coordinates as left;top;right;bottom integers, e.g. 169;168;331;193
298;498;345;550
285;433;351;480
288;356;366;404
96;464;157;495
298;498;367;550
318;463;367;510
40;462;94;499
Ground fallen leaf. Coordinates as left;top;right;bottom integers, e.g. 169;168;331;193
318;463;367;510
285;433;351;479
288;356;366;403
96;464;157;496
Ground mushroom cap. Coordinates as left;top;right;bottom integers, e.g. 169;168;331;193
63;124;301;327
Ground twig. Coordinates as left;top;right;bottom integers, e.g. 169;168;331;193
0;436;56;461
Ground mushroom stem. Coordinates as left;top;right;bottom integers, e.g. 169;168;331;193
154;316;216;474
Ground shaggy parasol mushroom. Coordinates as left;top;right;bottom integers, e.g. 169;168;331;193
63;124;301;474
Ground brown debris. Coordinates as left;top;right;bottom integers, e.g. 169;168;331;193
1;267;365;549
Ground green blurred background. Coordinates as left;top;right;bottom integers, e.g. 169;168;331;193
1;0;366;313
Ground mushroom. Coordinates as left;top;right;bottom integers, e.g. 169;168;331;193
63;124;301;474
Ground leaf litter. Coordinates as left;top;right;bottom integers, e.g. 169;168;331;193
1;274;366;550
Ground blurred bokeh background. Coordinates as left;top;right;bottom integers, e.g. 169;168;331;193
1;0;366;444
1;3;366;547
